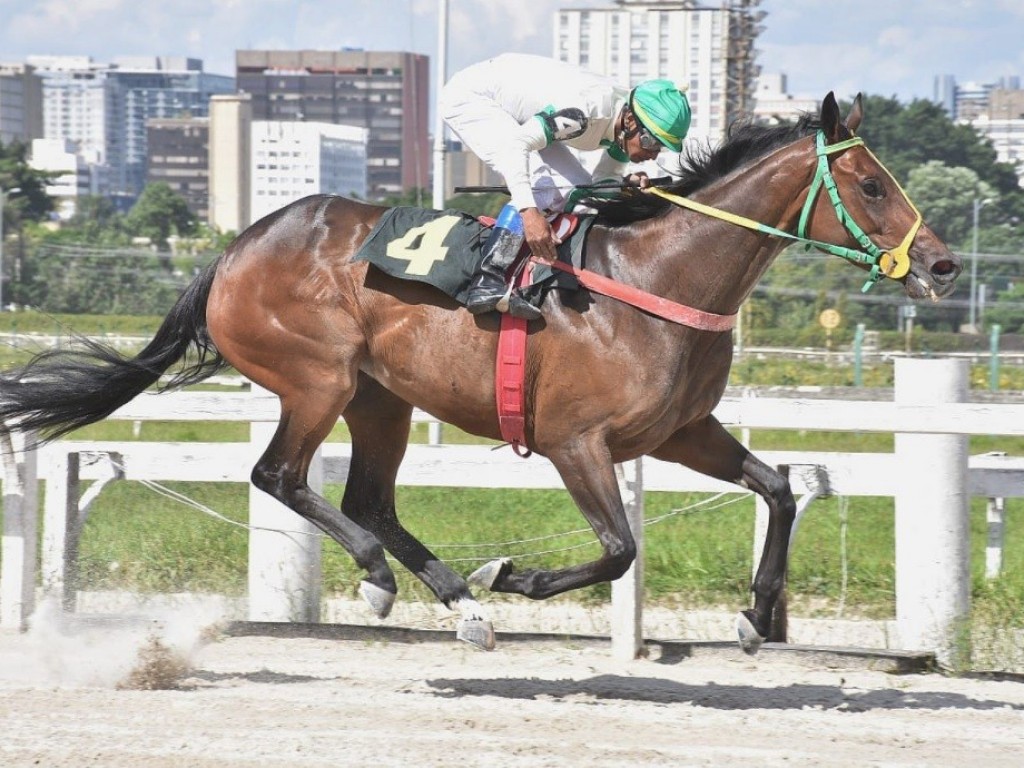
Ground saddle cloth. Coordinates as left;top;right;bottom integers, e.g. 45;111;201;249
352;206;592;308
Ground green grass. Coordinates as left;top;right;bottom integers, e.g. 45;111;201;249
68;479;1023;628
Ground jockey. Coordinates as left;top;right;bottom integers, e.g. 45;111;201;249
439;53;691;320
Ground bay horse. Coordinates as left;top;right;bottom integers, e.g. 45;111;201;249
0;93;959;653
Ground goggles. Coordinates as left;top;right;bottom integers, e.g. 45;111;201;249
635;122;663;152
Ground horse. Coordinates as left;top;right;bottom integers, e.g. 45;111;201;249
0;93;960;653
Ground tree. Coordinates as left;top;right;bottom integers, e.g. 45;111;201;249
905;162;997;247
850;96;1017;191
25;244;183;314
123;183;196;250
0;140;55;225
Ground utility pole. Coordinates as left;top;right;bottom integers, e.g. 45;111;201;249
431;0;449;210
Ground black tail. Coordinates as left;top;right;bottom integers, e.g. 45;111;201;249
0;259;228;441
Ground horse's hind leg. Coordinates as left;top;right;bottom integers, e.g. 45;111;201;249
341;376;495;649
250;387;398;607
650;416;795;655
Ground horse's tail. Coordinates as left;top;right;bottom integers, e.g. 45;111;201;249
0;258;228;441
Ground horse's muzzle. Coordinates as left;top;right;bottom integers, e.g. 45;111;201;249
905;253;961;300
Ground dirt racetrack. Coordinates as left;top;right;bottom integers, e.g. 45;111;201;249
1;611;1023;768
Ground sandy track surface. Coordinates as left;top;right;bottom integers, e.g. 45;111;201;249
1;618;1022;768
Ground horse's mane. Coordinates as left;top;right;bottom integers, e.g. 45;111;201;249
587;114;822;226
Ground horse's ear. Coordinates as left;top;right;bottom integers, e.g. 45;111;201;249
846;93;864;134
820;92;842;142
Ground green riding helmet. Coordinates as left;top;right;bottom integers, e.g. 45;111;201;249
629;80;691;152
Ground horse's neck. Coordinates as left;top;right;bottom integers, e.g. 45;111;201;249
625;143;816;316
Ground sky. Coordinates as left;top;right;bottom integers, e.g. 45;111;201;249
1;0;1023;103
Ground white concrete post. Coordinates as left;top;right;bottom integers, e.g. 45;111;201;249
1;430;39;630
610;459;644;660
985;497;1005;580
247;390;323;623
40;450;80;610
894;358;970;666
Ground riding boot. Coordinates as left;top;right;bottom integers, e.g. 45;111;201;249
466;205;542;321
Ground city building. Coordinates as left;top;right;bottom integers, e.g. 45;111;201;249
235;49;429;200
971;114;1024;188
27;55;233;206
26;55;110;179
933;75;957;120
28;138;90;220
934;75;1024;187
554;0;762;144
989;88;1024;121
752;73;818;124
208;93;252;234
249;120;368;223
106;57;233;203
445;141;502;198
0;62;43;146
146;117;210;220
932;74;1021;121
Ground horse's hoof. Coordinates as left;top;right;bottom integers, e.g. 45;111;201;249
467;558;511;591
736;610;766;656
359;580;396;619
457;619;496;651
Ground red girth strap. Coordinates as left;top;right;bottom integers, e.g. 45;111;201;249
495;260;533;457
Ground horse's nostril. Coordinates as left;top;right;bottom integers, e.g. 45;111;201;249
930;259;959;280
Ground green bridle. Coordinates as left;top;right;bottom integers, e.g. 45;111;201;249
650;130;923;292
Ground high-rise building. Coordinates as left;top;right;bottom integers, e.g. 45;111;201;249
933;75;957;120
752;73;818;124
208;93;252;234
28;138;90;219
28;55;233;205
235;49;429;200
555;0;762;143
146;116;210;220
106;57;233;202
933;75;1023;122
0;62;43;146
250;121;368;223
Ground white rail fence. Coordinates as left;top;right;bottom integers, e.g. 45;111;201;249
2;359;1023;664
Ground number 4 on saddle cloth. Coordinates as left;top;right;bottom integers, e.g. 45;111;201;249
352;206;591;312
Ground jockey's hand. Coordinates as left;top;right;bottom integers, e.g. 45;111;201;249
522;207;560;262
624;172;652;190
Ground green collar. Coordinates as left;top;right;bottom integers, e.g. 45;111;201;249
600;138;629;163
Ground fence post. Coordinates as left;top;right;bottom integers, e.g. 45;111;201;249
894;358;970;667
0;429;38;630
427;421;443;445
853;323;865;387
985;497;1005;580
247;387;323;623
989;324;1001;392
40;449;80;611
610;459;644;660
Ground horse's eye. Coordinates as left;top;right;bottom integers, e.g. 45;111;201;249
861;178;885;199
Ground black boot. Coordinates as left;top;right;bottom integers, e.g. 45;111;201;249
466;228;541;321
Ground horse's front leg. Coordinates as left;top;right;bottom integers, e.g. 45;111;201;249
471;437;636;599
650;416;795;655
